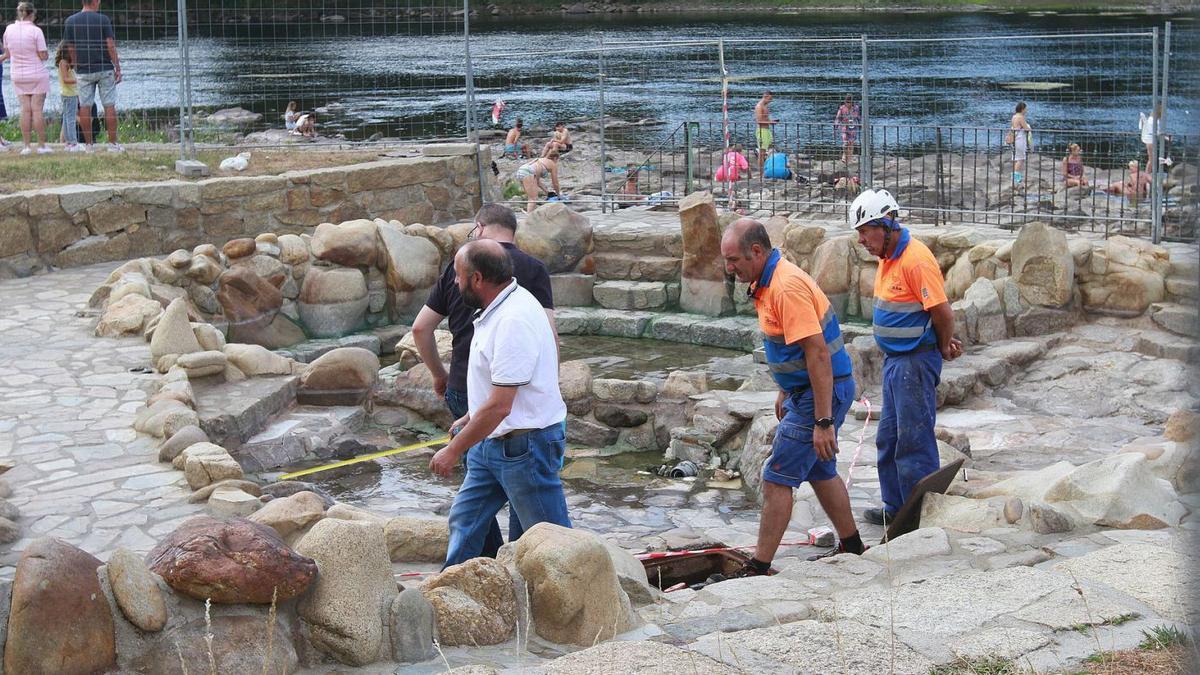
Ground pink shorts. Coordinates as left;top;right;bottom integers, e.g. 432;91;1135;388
12;75;49;96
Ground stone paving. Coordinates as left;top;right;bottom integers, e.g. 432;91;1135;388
0;263;203;577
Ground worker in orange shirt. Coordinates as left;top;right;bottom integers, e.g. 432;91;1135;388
720;218;865;574
851;189;963;527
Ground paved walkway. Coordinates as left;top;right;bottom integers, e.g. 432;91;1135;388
0;263;201;576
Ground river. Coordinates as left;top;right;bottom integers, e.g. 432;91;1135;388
2;10;1195;146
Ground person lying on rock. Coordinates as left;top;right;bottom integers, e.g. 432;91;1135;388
852;188;962;528
429;239;571;568
720;219;866;574
412;204;556;559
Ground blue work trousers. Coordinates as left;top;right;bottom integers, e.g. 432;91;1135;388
444;389;512;559
443;423;571;568
876;347;942;516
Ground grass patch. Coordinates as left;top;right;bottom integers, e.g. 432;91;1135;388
930;655;1021;675
1071;612;1141;633
0;147;390;192
1139;625;1190;651
0;115;170;145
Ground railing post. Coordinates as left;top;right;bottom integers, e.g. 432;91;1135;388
463;0;486;208
1150;26;1161;243
176;0;188;161
935;126;944;227
1157;21;1172;242
685;122;696;195
860;34;872;188
718;39;731;208
599;35;607;213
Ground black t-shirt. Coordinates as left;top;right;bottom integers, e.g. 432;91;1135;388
63;10;115;74
425;242;554;394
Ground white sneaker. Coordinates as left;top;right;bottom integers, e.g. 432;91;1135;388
84;144;95;154
18;147;32;156
107;143;125;153
36;146;53;155
65;143;85;153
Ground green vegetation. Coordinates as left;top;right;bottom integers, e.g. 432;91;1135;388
930;655;1021;675
1071;612;1141;633
1139;625;1190;651
0;115;169;145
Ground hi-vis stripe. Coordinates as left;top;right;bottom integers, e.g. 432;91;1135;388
765;307;841;375
874;299;924;313
873;323;931;338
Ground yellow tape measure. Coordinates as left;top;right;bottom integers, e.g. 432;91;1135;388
278;436;450;480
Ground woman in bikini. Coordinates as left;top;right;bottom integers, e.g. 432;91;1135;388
835;94;860;164
513;148;560;213
1061;143;1088;188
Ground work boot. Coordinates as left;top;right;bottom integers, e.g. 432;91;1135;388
731;558;771;578
862;507;893;527
806;541;869;561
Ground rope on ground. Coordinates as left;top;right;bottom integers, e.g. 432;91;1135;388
843;396;872;491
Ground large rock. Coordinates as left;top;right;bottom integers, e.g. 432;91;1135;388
218;266;306;348
389;588;437;664
150;297;202;359
177;442;244;489
545;641;738;674
5;538;116;675
298;266;369;337
298;346;380;405
95;293;162;337
248;490;327;542
517;202;592;273
1042;453;1186;529
129;614;299;675
677;191;732;316
107;547;168;632
810;236;854;299
295;518;397;665
1010;222;1074;307
919;493;1008;534
1054;543;1196;623
420;557;516;647
222;342;295;376
146;516;317;604
515;523;638;645
395;327;452;369
384;516;449;563
310;219;380;267
376;223;442;319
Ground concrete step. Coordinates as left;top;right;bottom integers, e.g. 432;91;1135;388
1149;302;1199;338
593;252;681;282
1165;276;1198;301
592;280;674;311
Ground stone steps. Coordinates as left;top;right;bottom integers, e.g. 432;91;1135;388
556;307;759;351
593;252;681;282
592;220;683;258
1165;275;1198;301
1149;302;1199;338
592;280;678;311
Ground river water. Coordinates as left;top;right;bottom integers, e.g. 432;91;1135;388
3;11;1195;145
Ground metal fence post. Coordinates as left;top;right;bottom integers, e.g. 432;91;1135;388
684;121;695;195
1159;21;1172;242
718;39;731;208
463;0;486;208
599;35;607;213
860;34;871;189
176;0;187;161
1150;26;1161;243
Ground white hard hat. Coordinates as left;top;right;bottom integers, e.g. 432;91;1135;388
849;188;901;229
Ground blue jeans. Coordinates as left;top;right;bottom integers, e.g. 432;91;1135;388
763;377;856;487
444;389;511;559
876;348;942;516
444;423;571;568
61;95;79;144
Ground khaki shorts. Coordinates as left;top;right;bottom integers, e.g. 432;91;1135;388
77;70;118;109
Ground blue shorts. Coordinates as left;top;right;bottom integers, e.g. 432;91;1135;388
762;377;856;488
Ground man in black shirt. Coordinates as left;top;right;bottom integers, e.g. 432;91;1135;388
412;203;556;558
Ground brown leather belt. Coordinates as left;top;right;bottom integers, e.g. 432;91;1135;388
498;428;538;440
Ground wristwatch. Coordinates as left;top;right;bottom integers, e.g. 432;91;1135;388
815;417;835;429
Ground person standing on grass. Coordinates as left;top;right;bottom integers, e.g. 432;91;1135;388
63;0;122;153
55;41;81;152
721;219;866;575
0;26;9;150
430;239;571;568
411;204;556;561
852;188;962;528
2;2;50;155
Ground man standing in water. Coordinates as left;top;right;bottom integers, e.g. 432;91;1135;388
851;188;962;527
413;204;555;559
430;240;570;568
720;219;865;574
754;90;777;174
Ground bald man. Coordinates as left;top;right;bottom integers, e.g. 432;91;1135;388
720;219;864;574
430;240;571;568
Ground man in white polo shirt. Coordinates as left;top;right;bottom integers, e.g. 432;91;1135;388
430;239;571;567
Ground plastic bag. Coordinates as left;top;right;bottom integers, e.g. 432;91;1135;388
219;152;251;171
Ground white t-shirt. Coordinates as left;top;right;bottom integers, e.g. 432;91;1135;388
467;279;566;438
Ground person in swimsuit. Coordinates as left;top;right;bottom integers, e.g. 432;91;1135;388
504;118;530;159
835;94;860;164
1009;101;1032;187
514;149;560;213
542;121;572;157
1061;143;1088;188
754;91;776;173
1106;160;1150;200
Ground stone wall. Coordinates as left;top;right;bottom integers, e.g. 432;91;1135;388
0;146;487;278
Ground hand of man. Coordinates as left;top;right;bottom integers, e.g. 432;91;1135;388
813;425;838;462
432;373;447;398
774;390;787;421
449;414;469;437
429;446;462;478
941;337;964;362
114;66;122;84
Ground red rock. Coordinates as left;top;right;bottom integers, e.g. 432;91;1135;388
217;267;304;348
146;516;317;604
5;537;116;675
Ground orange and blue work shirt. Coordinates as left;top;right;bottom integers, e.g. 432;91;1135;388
750;249;853;392
871;228;949;355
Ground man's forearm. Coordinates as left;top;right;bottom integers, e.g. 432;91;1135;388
106;40;119;68
801;340;833;419
929;302;957;350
